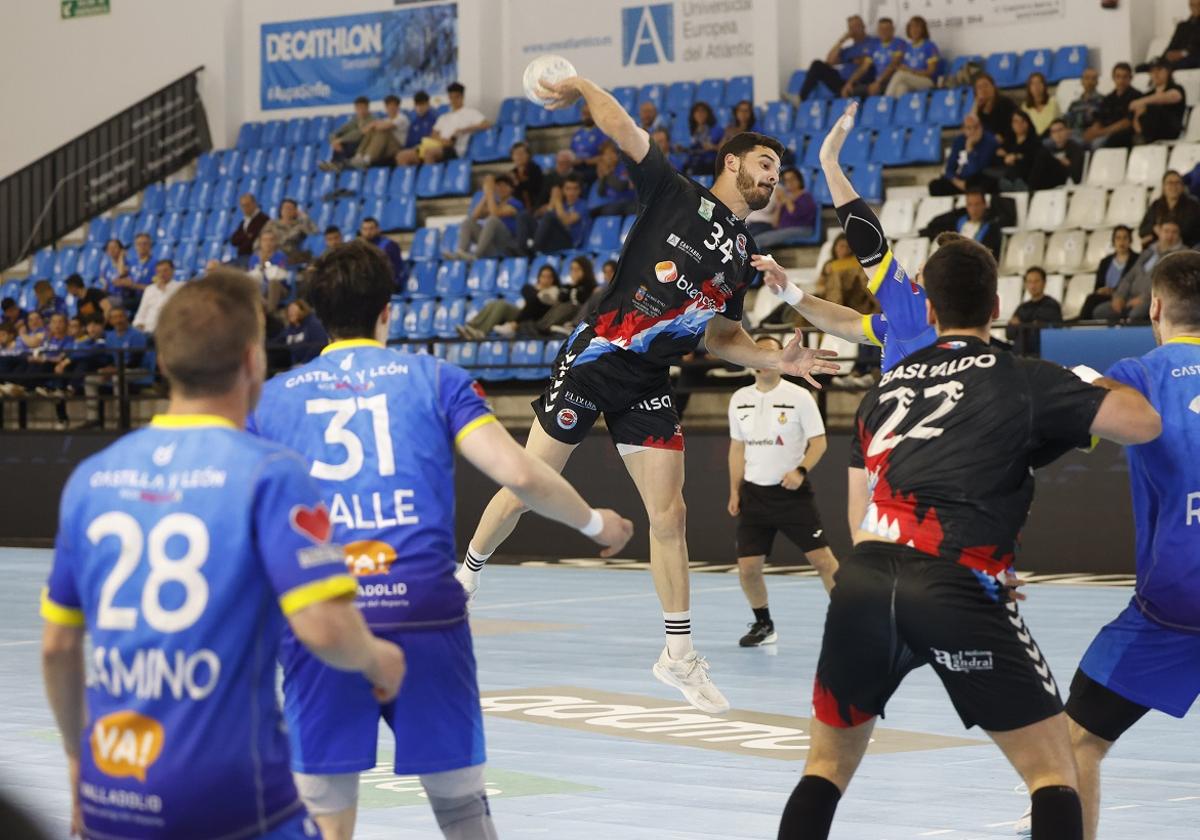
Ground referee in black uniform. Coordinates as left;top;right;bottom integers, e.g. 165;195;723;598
728;335;838;647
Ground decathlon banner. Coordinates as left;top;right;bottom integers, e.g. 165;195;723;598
260;4;458;110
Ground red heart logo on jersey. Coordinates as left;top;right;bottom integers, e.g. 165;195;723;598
290;503;331;544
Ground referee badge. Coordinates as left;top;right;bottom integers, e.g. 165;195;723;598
778;411;787;424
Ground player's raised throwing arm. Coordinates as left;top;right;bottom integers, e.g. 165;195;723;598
538;76;651;164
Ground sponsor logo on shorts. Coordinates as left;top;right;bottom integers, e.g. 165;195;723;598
632;394;672;411
698;196;715;221
556;408;578;430
654;260;678;284
930;648;994;673
735;233;747;259
564;391;597;411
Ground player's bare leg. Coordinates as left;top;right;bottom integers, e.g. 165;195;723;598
1068;718;1112;840
989;713;1084;839
804;547;838;593
778;717;875;838
456;420;577;599
623;446;729;713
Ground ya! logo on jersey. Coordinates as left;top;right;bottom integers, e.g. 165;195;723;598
556;409;578;430
290;502;332;544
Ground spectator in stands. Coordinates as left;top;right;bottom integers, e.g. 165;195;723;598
104;307;146;361
1079;225;1137;320
423;81;490;163
1029;119;1086;191
343;94;409;169
358;217;404;286
517;256;599;337
601;259;617;286
972;73;1017;146
1097;219;1186;322
230;193;269;261
57;313;111;426
123;233;155;297
720;100;757;146
863;17;907;97
928;112;999;195
1064;67;1103;137
1007;266;1063;350
1131;58;1187;144
394;91;438;165
571;104;606;168
18;311;46;351
265;198;316;265
132;259;181;334
324;225;344;252
750;168;817;248
920;188;1003;261
1084;62;1141;148
638;101;668;133
1139;169;1200;247
1023;72;1061;137
510;141;545;213
798;14;872;101
281;299;328;366
2;298;24;330
994;109;1042;191
246;231;290;312
680;102;723;175
65;275;107;320
533;177;589;253
67;316;82;343
98;238;126;294
651;128;686;170
885;16;940;97
538;149;578;209
450;174;524;259
457;263;560;340
1143;0;1200;71
322;96;373;169
0;322;26;395
815;234;875;313
33;280;66;321
588;142;638;216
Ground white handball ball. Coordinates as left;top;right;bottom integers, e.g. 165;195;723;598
523;54;577;106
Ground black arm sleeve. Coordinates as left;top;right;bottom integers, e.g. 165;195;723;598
834;197;888;269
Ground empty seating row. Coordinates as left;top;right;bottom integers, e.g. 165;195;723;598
190;154;468;200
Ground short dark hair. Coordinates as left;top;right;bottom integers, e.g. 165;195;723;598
156;269;263;397
781;166;805;189
308;241;393;341
714;131;786;178
65;274;85;289
156;258;174;268
1114;61;1133;75
1112;224;1132;240
1049;119;1068;130
923;238;999;329
34;279;51;293
2;298;17;310
134;232;151;242
280;197;298;209
1153;250;1200;328
493;174;514;188
384;94;400;106
354;96;370;106
85;312;106;327
1024;266;1047;283
563;174;583;188
964;187;987;200
447;82;465;95
414;90;430;104
511;140;529;154
324;225;342;236
361;216;379;226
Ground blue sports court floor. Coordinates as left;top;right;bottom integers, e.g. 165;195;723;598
3;548;1198;839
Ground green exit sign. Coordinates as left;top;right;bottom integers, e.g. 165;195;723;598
61;0;110;19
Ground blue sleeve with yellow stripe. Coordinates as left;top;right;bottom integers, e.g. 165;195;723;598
42;473;85;626
438;360;496;445
867;249;930;343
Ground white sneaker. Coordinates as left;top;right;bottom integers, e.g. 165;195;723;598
652;647;730;714
455;564;479;604
1014;805;1031;837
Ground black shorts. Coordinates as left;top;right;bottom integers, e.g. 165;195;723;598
736;481;828;556
532;332;683;452
813;541;1063;732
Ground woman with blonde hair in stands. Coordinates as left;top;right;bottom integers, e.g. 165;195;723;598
1023;71;1061;137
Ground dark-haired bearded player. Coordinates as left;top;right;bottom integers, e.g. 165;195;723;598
454;73;840;713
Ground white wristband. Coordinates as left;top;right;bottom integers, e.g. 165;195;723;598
579;508;604;538
1071;364;1102;385
775;282;804;306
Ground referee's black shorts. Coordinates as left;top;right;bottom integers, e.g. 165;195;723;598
812;541;1064;732
735;480;829;557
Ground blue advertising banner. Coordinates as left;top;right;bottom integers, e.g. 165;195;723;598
261;4;458;110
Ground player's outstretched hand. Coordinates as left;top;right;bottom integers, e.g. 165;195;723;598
538;76;584;111
779;329;841;389
819;101;858;166
750;253;788;293
366;638;407;703
591;508;634;558
1002;569;1029;602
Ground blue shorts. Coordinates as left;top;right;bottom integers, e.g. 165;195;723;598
261;812;319;839
280;619;485;776
1079;600;1200;718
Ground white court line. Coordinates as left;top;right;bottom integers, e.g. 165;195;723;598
1169;795;1200;801
0;640;37;647
917;831;955;836
1105;804;1141;811
471;581;810;611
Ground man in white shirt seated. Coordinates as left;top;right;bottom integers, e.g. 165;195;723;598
347;94;410;169
421;81;491;163
727;334;839;647
132;259;182;334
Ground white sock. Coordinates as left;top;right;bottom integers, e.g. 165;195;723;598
664;610;693;659
460;545;492;579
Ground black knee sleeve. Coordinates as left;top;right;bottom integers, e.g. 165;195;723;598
1031;785;1083;840
777;775;841;840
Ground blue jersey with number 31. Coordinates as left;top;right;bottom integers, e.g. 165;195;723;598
41;415;354;839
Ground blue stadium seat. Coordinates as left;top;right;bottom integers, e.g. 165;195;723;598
441;159;471;196
242;148;267;178
77;247;103;283
86;217;112;245
905;124;943;164
825;98;857;129
151;241;173;264
466;259;498;296
894;92;927;127
165;181;191;212
31;248;55;279
551;100;583;126
1;279;23;304
263;176;287;211
361;197;384;225
666;81;696;116
809;170;833;207
157;211;183;241
761;101;794;136
1019;48;1053;83
871;127;909;165
497;97;526;126
496;125;526;157
433;297;467;338
511;339;546;380
862;96;894;130
333;199;361;234
216;150;243;179
476;341;510;380
362;168;388;197
784;131;806;161
927;87;965;126
204;209;233;240
612;86;638;114
795;99;828;134
133;211;159;238
543;338;563;364
444;341;477;371
409;227;439;261
309;202;334;231
619;214;637;245
404;299;437;339
948;55;984;78
235;122;261;150
387;298;407;341
337;169;363;195
176;242;201;277
725;76;753;105
52;246;81;283
405;261;439;298
496;257;528;297
141;183;165;213
692;174;714;189
416;163;443;198
260;120;285;148
179;211;206;242
189;180;212;210
587;216;623;252
986;51;1021;88
290;145;316;175
112;214;136;245
786;70;807;99
468;129;498;162
388;166;416;198
436;260;468;298
438;224;461;256
214;178;238;211
195;153;219;183
266;147;291;175
237;177;261;204
1051;45;1088;82
525;105;554;128
669;117;693;147
802;134;823;169
698;78;727;108
286;174;311;205
380;197;416;231
849;163;883;203
200;238;225;264
301;233;325;260
528;254;559;285
639;83;666;111
312;170;337;200
841;127;874;167
283;118;307;147
308;116;335;145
